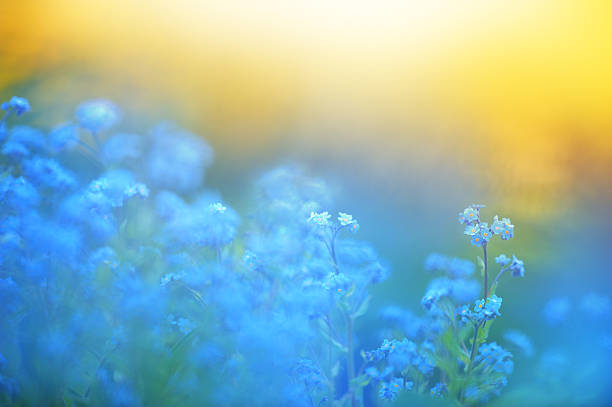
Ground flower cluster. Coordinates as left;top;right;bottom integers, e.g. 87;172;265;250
457;295;503;324
365;204;526;404
0;96;544;407
459;205;514;247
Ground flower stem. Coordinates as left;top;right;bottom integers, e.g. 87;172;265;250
482;245;488;300
467;321;483;372
346;313;356;407
489;265;510;297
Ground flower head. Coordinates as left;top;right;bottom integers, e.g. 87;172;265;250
209;202;227;213
1;96;30;116
495;254;511;266
467;295;503;322
379;377;410;400
307;211;331;227
459;205;482;225
338;212;356;226
492;216;515;240
503;330;534;357
509;255;525;277
430;382;447;398
75;99;121;133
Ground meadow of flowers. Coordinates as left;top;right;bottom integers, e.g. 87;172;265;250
0;96;610;407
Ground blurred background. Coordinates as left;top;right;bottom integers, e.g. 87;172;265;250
1;0;611;404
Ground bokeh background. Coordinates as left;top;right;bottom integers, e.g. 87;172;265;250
2;1;612;404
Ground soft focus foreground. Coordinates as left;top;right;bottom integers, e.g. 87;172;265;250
0;98;610;407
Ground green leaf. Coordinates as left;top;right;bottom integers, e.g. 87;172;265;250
350;373;371;389
477;256;485;277
318;319;347;353
352;295;371;319
331;361;341;378
477;320;494;344
440;327;469;362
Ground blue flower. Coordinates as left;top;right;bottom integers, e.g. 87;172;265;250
75;99;121;133
160;272;183;287
469;295;503;322
492;216;515;240
503;330;534;357
146;122;214;192
495;254;511;266
1;96;30;116
475;342;514;374
155;190;187;220
464;223;480;236
425;253;475;277
459;205;481;225
177;317;195;334
9;125;46;151
293;359;324;389
430;382;446;398
379;377;408;400
48;123;79;152
209;202;227;213
124;183;149;199
23;156;77;191
243;250;262;271
2;141;30;159
101;133;142;164
479;222;492;241
509;255;525;277
471;233;484;247
1;176;40;210
421;286;449;310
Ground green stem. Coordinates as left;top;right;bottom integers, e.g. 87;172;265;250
346;313;356;407
467;321;483;372
482;244;488;300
